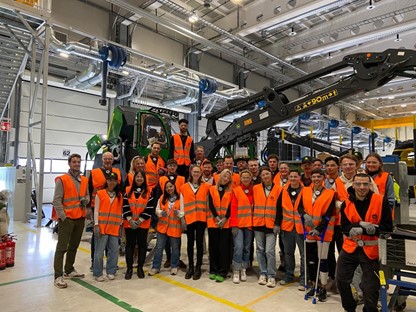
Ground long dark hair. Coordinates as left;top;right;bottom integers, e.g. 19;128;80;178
104;181;122;198
128;170;148;198
161;181;179;205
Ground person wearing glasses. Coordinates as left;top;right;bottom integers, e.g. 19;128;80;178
336;173;392;312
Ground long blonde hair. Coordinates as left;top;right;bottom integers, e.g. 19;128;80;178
216;169;232;191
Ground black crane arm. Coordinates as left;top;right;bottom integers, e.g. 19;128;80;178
199;49;416;159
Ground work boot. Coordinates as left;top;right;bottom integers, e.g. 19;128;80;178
125;268;133;280
137;267;145;279
185;265;194;280
193;266;201;280
318;288;327;302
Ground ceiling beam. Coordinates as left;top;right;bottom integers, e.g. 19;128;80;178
354;116;416;129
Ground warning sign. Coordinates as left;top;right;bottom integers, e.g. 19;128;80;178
0;121;10;132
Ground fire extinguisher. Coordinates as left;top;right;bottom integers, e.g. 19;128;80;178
0;241;6;270
6;237;15;267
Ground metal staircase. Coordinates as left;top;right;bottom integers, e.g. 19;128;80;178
0;22;31;121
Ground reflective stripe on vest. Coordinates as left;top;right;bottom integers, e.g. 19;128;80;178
342;193;383;260
123;187;152;229
207;186;231;228
145;156;165;188
56;174;88;219
280;187;303;234
302;187;335;242
156;196;182;238
180;182;209;224
232;186;253;228
91;168;121;207
173;134;192;166
252;183;281;229
97;189;122;236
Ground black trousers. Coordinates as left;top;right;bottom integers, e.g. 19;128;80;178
336;248;380;312
328;225;343;279
306;241;318;282
208;227;231;278
125;227;149;269
186;221;206;267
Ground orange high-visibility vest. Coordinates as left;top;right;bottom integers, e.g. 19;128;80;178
156;196;182;238
373;172;389;196
173;134;192;166
280;186;303;234
126;172;134;187
232;186;253;228
159;175;185;193
213;172;240;188
90;167;121;207
56;174;88;219
96;189;122;236
253;183;282;229
207;186;232;228
342;193;383;260
302;187;336;242
145;155;165;189
181;182;209;224
123;186;152;229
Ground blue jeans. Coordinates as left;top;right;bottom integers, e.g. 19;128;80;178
233;228;253;270
254;231;276;278
281;229;305;285
152;232;181;270
93;234;119;277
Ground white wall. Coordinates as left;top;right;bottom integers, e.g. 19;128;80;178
16;83;108;202
199;54;234;83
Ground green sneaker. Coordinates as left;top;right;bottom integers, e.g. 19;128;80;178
215;275;225;283
209;274;217;280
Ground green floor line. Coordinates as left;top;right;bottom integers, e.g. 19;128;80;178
0;273;54;287
72;278;143;312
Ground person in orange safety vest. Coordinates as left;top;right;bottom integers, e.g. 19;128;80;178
144;142;166;189
336;173;392;312
53;153;89;289
93;172;123;282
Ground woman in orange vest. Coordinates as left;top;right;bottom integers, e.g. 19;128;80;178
148;181;183;276
207;169;232;283
298;169;335;302
125;156;146;188
276;169;305;289
180;164;210;280
253;166;282;288
122;170;155;280
230;169;253;284
93;172;123;282
365;152;395;209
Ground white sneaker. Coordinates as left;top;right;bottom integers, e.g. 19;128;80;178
148;268;160;276
240;269;247;282
107;274;115;280
266;277;276;288
233;271;240;284
54;276;68;289
64;269;85;278
95;276;105;282
258;275;267;285
171;267;178;275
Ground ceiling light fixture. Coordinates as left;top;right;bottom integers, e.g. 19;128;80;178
122;70;129;76
188;12;199;24
59;51;70;58
288;26;297;36
367;0;375;10
395;34;401;42
401;104;407;107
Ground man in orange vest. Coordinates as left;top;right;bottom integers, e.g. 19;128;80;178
144;142;166;189
53;153;89;289
88;152;121;270
336;173;392;312
214;155;240;187
169;118;195;178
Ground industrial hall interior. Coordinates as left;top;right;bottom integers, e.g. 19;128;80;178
2;0;416;311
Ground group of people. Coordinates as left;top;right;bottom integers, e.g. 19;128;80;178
52;118;394;312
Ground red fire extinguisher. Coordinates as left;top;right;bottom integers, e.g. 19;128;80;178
0;241;6;270
6;237;15;267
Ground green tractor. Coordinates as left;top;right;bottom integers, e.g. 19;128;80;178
86;106;176;172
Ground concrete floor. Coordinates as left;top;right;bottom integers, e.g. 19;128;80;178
1;204;416;312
